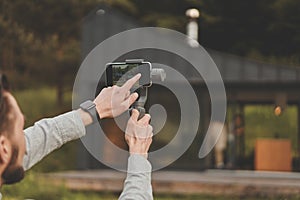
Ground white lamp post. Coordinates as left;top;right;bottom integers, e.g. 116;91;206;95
186;8;200;48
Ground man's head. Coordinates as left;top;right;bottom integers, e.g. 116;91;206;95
0;74;26;185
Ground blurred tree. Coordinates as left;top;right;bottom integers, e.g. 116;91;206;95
132;0;193;32
187;0;300;64
185;0;271;54
99;0;138;15
267;0;300;58
1;0;300;104
0;0;99;105
121;0;300;65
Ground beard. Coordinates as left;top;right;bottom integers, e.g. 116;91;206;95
2;145;25;184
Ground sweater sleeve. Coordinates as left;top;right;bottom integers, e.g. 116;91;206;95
23;110;86;170
119;155;153;200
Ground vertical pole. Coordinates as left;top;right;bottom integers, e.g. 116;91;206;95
200;90;212;169
241;103;246;169
297;104;300;170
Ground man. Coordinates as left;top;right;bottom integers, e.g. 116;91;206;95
0;73;153;199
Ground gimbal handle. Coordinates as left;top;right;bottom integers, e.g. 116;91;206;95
130;86;148;120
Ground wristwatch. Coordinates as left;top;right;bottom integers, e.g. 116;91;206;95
80;100;98;123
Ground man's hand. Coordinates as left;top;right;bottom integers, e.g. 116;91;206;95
94;74;141;119
125;109;153;159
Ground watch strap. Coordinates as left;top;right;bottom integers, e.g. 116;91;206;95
80;100;98;123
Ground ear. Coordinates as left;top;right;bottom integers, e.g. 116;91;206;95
0;135;12;165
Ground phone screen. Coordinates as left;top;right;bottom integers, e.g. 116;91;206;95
106;62;151;87
112;63;139;86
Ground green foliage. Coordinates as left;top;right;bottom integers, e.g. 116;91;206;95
2;174;300;200
1;0;300;96
13;87;72;127
0;0;100;102
2;173;68;200
142;14;186;31
186;0;300;60
1;172;119;200
100;0;138;15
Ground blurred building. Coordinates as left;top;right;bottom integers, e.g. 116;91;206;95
77;5;300;171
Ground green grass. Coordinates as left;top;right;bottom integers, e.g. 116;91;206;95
13;87;72;127
1;172;118;200
2;173;300;200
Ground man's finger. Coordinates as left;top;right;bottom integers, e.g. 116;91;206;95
121;73;141;92
125;91;130;99
139;114;151;125
128;92;139;106
130;109;139;122
147;125;153;137
120;92;138;110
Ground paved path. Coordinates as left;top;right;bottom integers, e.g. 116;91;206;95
47;169;300;196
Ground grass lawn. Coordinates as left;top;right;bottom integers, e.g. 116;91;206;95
2;173;300;200
2;172;300;200
13;87;72;127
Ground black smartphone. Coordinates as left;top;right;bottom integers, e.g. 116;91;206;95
105;60;152;88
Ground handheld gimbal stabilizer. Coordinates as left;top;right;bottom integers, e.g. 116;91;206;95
127;59;166;119
106;59;166;119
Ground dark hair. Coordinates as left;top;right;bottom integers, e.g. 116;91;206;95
0;74;25;184
2;145;25;184
0;73;12;134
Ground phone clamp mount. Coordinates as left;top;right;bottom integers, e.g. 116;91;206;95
125;59;166;119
